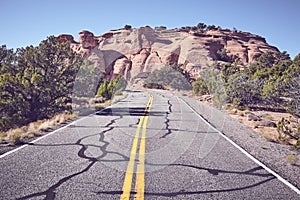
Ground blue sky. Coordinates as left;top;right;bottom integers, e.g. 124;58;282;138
1;0;299;58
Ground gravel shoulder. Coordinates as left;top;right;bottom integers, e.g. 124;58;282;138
180;95;300;189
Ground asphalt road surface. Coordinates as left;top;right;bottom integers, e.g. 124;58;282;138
0;89;299;199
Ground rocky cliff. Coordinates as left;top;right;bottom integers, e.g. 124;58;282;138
57;26;280;85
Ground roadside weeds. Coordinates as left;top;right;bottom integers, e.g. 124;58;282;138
0;90;128;148
0;112;78;146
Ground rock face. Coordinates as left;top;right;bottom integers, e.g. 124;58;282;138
57;26;280;85
78;30;98;49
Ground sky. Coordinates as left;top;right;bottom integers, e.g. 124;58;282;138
0;0;299;59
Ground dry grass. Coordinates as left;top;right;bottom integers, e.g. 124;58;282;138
0;132;5;143
228;109;238;115
38;120;54;132
0;96;118;145
0;112;77;145
5;128;23;145
238;111;245;117
1;91;134;146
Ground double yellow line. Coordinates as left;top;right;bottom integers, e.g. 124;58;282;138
120;94;153;200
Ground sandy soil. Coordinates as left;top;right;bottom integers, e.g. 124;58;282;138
227;109;299;146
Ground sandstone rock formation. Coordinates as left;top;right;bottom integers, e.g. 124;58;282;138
57;26;280;85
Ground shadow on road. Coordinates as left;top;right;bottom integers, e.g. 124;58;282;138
96;107;165;117
95;163;276;197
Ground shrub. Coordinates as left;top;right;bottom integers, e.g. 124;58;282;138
192;77;209;95
144;66;191;91
143;83;165;89
199;69;227;109
96;75;127;99
217;48;231;62
276;117;293;142
124;25;132;30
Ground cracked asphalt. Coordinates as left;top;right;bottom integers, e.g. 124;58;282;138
0;89;299;199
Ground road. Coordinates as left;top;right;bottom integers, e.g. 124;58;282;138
0;89;299;199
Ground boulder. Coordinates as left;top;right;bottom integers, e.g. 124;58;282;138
246;112;261;121
258;119;277;127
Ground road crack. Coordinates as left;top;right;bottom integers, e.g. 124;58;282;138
17;115;129;200
160;100;173;138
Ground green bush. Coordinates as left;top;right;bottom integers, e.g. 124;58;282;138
217;48;231;62
144;66;191;91
192;77;209;95
219;52;300;113
191;69;226;108
96;75;127;99
276;117;292;141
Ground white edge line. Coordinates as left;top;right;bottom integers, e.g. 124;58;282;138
179;97;300;195
0;107;111;159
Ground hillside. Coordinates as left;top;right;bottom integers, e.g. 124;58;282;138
57;25;280;85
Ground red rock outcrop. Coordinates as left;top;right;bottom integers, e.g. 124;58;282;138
57;26;280;85
57;34;75;43
78;30;98;49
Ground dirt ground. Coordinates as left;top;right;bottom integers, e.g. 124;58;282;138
191;93;300;148
226;108;299;146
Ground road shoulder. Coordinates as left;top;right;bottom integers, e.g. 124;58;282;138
180;95;300;190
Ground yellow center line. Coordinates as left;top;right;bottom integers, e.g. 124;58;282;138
120;94;153;200
134;95;153;199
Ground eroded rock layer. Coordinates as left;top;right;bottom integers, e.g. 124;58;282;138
57;26;279;84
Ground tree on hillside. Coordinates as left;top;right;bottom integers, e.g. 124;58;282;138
219;51;300;112
275;51;290;63
257;52;275;68
279;63;300;116
191;26;198;31
206;25;217;31
197;22;207;31
124;24;132;30
0;36;82;131
191;68;227;108
73;60;105;98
